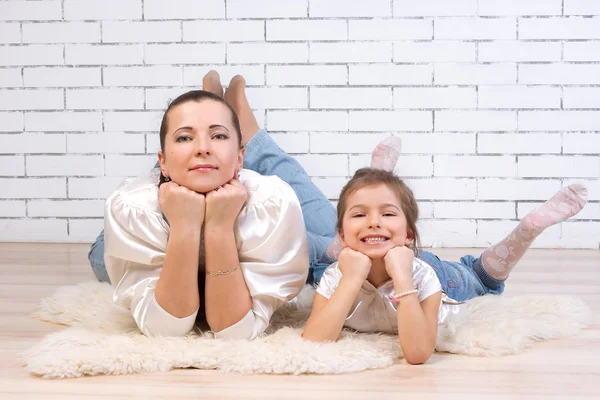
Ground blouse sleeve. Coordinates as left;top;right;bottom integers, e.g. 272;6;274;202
412;259;443;303
315;262;342;299
104;176;198;338
213;175;309;340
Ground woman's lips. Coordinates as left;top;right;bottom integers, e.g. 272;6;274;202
191;165;216;172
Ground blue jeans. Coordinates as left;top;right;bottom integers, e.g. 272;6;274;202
88;129;337;285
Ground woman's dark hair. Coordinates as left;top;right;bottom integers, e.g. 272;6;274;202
158;90;242;185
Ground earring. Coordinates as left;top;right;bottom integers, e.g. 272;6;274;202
164;176;171;182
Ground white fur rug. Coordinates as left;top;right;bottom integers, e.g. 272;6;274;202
23;281;591;379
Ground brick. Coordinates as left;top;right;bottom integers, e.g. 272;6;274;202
0;112;23;131
0;69;22;88
105;155;157;177
394;87;476;109
27;155;104;176
67;133;145;154
268;111;347;131
563;133;600;154
0;89;63;110
518;156;599;178
103;66;182;87
435;17;516;40
0;1;61;21
292;154;348;177
519;111;600;131
310;133;391;154
349;65;432;85
145;88;199;110
310;42;391;63
185;65;264;86
478;86;561;109
23;22;100;43
519;64;600;84
267;65;346;86
145;44;225;65
399;133;477;154
349;111;432;132
436;111;517;132
69;177;130;199
267;20;346;41
435;201;515;219
312;177;348;199
478;41;561;62
145;0;223;19
68;219;105;242
349;19;431;40
104;21;181;43
564;42;600;61
435;63;516;84
246;88;308;109
0;133;65;154
405;178;477;200
563;87;600;109
0;201;25;217
561;222;600;248
394;41;476;62
349;154;433;177
0;155;24;176
184;21;263;42
64;0;142;20
24;112;101;132
422;220;479;247
28;200;104;217
24;67;101;88
0;45;63;66
519;17;600;39
65;45;143;66
228;0;306;18
0;219;67;242
479;0;562;15
267;133;309;154
311;88;392;109
104;112;163;132
418;202;434;218
229;43;308;63
66;88;144;110
478;179;561;200
312;0;389;17
564;0;600;15
0;177;65;198
0;23;20;43
478;134;561;154
394;0;477;16
434;155;516;177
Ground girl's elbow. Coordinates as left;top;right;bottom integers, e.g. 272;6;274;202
403;348;434;365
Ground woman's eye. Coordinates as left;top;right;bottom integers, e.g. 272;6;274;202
175;136;191;142
213;133;229;140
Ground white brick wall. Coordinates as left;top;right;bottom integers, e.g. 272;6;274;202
0;1;597;248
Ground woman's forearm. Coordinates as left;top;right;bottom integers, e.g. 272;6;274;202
204;224;252;333
302;278;362;342
154;225;202;318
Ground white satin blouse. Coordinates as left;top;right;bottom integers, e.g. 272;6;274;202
316;258;461;333
104;168;309;339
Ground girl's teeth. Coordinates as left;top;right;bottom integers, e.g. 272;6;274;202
364;237;386;243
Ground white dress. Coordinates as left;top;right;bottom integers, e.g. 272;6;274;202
104;168;309;339
316;258;460;333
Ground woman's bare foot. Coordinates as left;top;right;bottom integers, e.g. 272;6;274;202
202;70;223;97
224;75;260;146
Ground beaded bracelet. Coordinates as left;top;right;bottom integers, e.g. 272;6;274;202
206;265;240;277
388;289;418;303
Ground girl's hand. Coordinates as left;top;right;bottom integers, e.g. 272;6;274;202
384;246;414;281
204;175;248;230
159;181;205;230
338;247;372;284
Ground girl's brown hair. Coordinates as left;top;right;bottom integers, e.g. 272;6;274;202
336;167;421;253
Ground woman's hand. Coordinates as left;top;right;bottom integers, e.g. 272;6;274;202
338;247;372;284
384;246;414;281
204;175;248;230
159;181;205;230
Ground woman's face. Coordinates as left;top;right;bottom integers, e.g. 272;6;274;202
158;100;243;193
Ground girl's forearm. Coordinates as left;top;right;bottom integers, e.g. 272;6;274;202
302;278;362;342
155;225;202;318
203;224;252;332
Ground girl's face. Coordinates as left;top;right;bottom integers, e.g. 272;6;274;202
158;100;243;193
340;184;413;259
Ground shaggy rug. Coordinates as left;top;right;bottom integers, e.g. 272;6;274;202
23;281;592;379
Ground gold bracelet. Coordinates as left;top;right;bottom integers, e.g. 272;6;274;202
388;289;418;303
206;265;240;277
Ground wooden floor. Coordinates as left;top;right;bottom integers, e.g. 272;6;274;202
0;243;599;399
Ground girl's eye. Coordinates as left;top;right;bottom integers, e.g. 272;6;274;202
213;133;229;140
175;136;192;142
352;214;365;218
383;213;395;217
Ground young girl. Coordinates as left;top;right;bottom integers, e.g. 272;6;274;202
302;168;588;365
